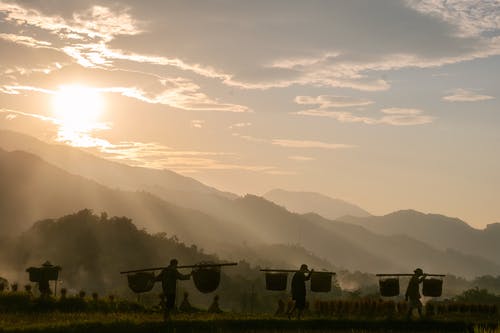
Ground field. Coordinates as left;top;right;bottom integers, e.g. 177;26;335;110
0;312;499;333
0;292;499;333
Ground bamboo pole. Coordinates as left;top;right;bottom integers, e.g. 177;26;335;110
120;262;238;275
376;273;446;277
260;269;336;274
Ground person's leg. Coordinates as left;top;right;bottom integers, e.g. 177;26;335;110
417;300;423;317
407;302;414;319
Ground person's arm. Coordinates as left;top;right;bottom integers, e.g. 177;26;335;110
305;270;314;281
418;274;427;283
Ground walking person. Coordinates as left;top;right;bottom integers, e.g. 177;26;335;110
156;259;191;320
287;264;313;320
405;268;427;319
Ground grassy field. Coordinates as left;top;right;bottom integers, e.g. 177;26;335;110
0;312;499;333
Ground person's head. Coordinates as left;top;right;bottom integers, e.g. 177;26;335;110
414;268;423;276
42;261;53;267
300;264;309;272
170;259;178;267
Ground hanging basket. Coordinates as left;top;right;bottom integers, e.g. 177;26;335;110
44;266;61;281
26;266;61;282
310;272;332;292
265;273;288;291
127;272;156;293
27;267;42;282
379;277;400;297
422;278;443;297
192;265;221;293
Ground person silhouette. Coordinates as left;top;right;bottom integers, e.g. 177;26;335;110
287;264;313;319
156;259;191;320
405;268;427;319
38;261;54;297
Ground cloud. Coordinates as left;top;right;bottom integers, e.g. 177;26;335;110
406;0;500;38
294;95;374;108
443;88;495;102
271;139;355;150
2;1;499;93
0;3;142;42
294;97;435;126
288;155;315;161
191;120;204;128
229;122;252;129
5;114;17;120
232;133;267;143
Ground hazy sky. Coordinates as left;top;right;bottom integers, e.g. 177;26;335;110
0;0;499;227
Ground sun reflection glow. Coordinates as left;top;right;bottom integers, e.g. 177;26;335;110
52;85;107;147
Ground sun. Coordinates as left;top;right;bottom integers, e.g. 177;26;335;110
52;85;104;131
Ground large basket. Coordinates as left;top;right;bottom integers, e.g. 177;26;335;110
127;272;156;293
265;273;288;291
192;266;221;293
422;278;443;297
379;278;400;297
26;266;60;282
310;272;332;292
27;267;42;282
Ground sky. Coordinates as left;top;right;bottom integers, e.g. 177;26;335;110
0;0;499;228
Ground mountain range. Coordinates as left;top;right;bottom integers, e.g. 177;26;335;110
0;130;499;279
263;188;370;220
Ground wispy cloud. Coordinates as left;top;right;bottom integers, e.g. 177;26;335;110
232;133;267;143
272;139;355;150
406;0;500;38
191;120;204;128
295;95;374;108
294;95;435;126
288;155;315;161
229;122;252;129
443;88;495;102
0;3;142;42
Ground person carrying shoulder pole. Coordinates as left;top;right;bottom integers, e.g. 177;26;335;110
405;268;427;319
155;259;191;320
287;264;313;320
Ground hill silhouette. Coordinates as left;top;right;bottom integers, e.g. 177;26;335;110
264;189;370;220
1;132;500;278
339;210;500;266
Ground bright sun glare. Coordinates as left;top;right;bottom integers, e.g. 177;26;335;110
52;85;104;132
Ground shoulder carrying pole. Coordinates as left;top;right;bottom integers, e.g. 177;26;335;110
120;262;237;275
260;269;336;274
376;273;446;277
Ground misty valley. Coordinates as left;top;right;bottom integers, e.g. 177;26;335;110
0;130;499;332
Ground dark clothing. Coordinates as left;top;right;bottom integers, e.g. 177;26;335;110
38;279;51;296
291;271;310;310
405;274;425;318
405;275;425;300
156;265;190;309
165;293;176;309
156;266;190;294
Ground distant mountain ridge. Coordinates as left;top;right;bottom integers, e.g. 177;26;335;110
339;210;500;266
264;189;370;220
0;130;236;207
1;131;500;278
